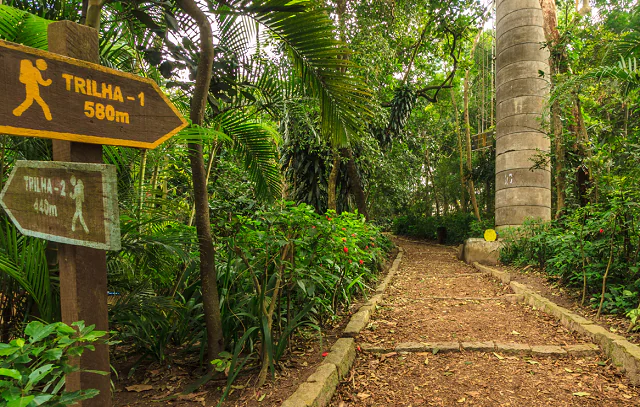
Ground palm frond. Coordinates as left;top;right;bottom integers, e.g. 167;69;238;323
0;4;51;49
0;217;57;322
552;56;640;102
6;0;82;22
220;0;373;147
214;111;282;200
173;123;233;145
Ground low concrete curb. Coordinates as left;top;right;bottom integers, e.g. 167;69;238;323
344;249;404;337
474;262;640;385
359;341;598;357
280;248;404;407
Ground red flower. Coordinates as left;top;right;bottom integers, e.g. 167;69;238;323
371;243;375;247
599;229;604;234
365;246;369;250
343;247;348;253
312;225;316;229
342;227;346;231
351;233;356;237
327;217;332;221
322;352;328;357
349;259;352;264
342;237;347;242
359;259;364;265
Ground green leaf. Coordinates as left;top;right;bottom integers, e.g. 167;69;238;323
25;322;57;344
54;324;76;336
57;389;100;404
26;364;54;390
7;395;34;407
24;321;44;338
0;5;51;50
0;344;19;357
30;393;54;405
40;348;63;361
0;368;21;380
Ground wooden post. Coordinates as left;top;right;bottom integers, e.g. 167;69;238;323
47;21;111;407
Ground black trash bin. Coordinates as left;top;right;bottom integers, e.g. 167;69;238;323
436;227;447;244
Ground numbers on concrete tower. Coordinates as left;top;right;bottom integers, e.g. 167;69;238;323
504;173;514;185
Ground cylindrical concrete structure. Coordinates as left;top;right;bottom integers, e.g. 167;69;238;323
495;0;551;229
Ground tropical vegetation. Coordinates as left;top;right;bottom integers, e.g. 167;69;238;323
0;0;639;404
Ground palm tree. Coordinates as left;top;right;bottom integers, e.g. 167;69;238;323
1;0;374;364
165;0;373;361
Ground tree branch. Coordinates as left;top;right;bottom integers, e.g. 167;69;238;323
175;0;214;125
402;22;430;83
383;26;461;106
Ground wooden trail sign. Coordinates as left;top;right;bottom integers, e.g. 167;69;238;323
0;39;188;149
0;160;120;250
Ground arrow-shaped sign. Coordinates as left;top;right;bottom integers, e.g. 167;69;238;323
0;161;120;250
0;39;187;149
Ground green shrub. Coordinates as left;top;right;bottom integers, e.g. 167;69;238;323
0;321;107;407
392;212;490;244
218;202;393;380
107;202;394;375
499;204;640;318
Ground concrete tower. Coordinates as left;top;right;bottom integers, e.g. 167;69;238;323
495;0;552;229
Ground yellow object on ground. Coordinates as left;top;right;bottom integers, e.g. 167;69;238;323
484;229;497;242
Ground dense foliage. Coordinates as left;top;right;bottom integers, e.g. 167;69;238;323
1;0;640;403
0;321;107;407
501;202;640;319
108;203;391;367
393;213;492;244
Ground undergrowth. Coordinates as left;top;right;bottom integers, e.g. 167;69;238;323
500;202;640;328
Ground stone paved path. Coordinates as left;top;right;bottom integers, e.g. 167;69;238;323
330;239;639;406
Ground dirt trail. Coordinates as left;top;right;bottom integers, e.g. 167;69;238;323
331;239;639;406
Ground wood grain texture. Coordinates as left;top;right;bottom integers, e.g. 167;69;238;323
0;160;120;250
48;21;111;407
0;37;187;149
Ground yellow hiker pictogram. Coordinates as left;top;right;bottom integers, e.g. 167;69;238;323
13;59;53;121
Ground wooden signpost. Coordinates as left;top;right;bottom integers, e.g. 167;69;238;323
0;161;120;250
0;38;188;148
0;20;188;406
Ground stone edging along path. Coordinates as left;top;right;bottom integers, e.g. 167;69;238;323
281;249;640;407
280;248;405;407
473;262;640;386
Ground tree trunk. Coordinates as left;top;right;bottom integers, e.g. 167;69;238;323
552;100;565;217
327;151;340;212
443;189;449;216
340;148;369;219
333;1;368;219
424;147;440;216
485;177;491;214
189;142;218;227
539;0;567;217
464;70;481;221
450;88;467;213
85;0;103;30
138;149;147;216
573;95;593;205
176;0;224;362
